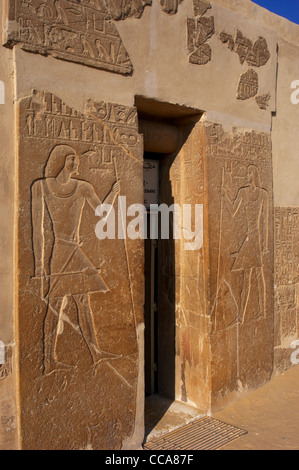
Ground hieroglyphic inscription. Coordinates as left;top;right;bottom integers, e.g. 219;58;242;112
187;1;214;65
219;30;270;67
274;208;299;353
275;208;299;286
206;124;272;164
237;69;259;101
22;91;140;167
219;30;270;107
5;0;133;74
160;0;184;15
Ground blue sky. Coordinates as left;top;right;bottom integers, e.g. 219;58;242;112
252;0;299;24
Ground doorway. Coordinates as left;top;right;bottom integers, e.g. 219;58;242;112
136;96;204;438
143;151;177;399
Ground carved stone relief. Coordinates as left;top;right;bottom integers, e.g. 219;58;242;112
237;69;259;101
104;0;152;20
187;1;214;65
0;401;16;447
17;90;144;449
160;0;184;15
5;0;133;74
274;208;299;372
219;30;271;108
0;346;13;380
256;93;271;110
206;123;274;397
219;30;270;67
193;0;211;17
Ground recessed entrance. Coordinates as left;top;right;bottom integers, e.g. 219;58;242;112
135;97;203;415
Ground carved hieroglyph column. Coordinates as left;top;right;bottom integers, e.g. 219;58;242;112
16;91;144;450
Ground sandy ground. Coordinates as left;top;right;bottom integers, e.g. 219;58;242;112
213;365;299;450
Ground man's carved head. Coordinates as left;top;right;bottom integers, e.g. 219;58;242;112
45;144;78;177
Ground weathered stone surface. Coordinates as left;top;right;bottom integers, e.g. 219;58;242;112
0;400;16;449
187;15;215;65
17;90;144;449
5;0;133;74
105;0;152;20
0;346;13;381
247;37;271;67
205;123;274;409
193;0;211;17
237;69;259;100
160;0;184;15
274;208;299;373
189;42;212;65
220;30;270;67
256;93;271;110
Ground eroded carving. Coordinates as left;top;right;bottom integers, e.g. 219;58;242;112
160;0;184;15
0;346;13;380
187;15;214;65
5;0;133;74
206;124;273;334
0;401;16;440
256;93;271;110
220;30;270;67
221;165;269;324
207;123;274;392
274;208;299;365
275;208;299;286
104;0;152;20
237;69;259;101
193;0;211;17
206;124;272;164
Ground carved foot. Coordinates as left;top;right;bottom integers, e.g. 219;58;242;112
43;361;74;376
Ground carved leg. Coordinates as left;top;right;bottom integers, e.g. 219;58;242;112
257;267;266;318
43;296;73;375
240;268;253;323
74;294;121;364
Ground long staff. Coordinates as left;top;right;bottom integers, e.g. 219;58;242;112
113;156;137;331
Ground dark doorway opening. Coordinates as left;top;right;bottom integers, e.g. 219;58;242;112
135;96;203;439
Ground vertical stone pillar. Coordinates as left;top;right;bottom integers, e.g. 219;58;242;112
204;123;274;411
14;91;144;449
157;121;210;411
